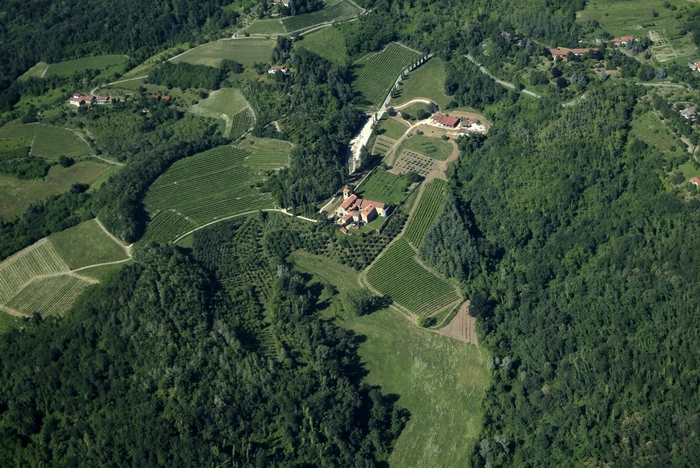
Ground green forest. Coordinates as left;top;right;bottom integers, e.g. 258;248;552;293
2;0;700;464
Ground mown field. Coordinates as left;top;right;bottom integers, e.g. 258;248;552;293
0;161;115;220
171;39;276;67
20;55;128;80
48;219;129;270
366;238;460;316
294;26;348;63
377;116;409;140
390;58;452;109
0;122;92;159
142;140;290;243
292;251;489;467
404;179;447;247
631;111;680;154
356;168;409;205
353;43;423;108
190;88;255;138
399;134;454;161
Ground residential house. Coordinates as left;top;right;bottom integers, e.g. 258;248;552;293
268;65;288;74
549;47;599;61
690;177;700;187
611;36;634;47
681;107;697;122
432;113;460;128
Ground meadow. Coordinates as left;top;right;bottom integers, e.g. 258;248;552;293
48;219;129;270
366;238;460;316
171;39;276;67
142;141;290;243
399;134;454;161
404;179;447;247
294;26;349;63
390;58;452;109
356;168;409;205
0;122;92;160
377;116;409;140
19;55;128;80
292;251;489;467
353;43;423;108
0;160;115;219
630;111;680;153
190;88;255;138
281;0;363;33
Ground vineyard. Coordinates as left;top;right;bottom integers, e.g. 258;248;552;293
239;136;292;172
229;107;256;140
5;275;94;317
0;239;69;304
353;43;423;108
142;143;289;243
372;135;395;156
0;123;91;159
280;0;363;33
404;179;447;248
48;219;129;269
366;239;460;316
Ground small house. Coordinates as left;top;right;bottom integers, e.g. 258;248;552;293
690;177;700;187
268;65;288;74
680;107;697;122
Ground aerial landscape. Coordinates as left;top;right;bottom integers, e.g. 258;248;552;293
1;0;700;465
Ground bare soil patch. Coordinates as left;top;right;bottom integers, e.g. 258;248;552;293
437;300;478;346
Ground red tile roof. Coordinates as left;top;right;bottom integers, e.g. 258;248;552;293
432;114;460;127
549;47;599;58
339;194;358;210
690;177;700;187
611;36;634;44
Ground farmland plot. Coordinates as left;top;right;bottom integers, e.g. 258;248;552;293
0;122;91;160
366;239;460;316
5;275;93;318
404;179;446;248
281;0;363;33
0;239;69;304
353;43;423;108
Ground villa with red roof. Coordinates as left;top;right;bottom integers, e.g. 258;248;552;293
432;114;460;128
336;186;390;229
549;47;599;61
611;36;634;46
690;177;700;187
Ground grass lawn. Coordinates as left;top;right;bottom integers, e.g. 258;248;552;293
295;26;348;64
171;39;276;67
48;219;129;270
78;261;133;282
43;55;129;78
391;58;452;109
677;160;700;180
0;312;21;333
630;111;679;153
398;102;433;120
0;122;92;160
0;161;116;220
399;134;454;161
356;168;409;205
194;88;248;115
291;251;489;467
378;116;409;140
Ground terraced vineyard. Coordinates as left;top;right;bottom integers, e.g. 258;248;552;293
353;43;423;108
0;239;69;304
143;143;290;243
404;179;447;248
5;275;93;317
366;238;459;316
281;0;363;32
230;107;256;140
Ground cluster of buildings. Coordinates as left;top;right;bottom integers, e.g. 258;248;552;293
68;93;114;107
152;94;172;102
335;186;389;233
549;47;600;61
431;113;486;134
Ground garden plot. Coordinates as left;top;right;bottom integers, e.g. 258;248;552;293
392;150;438;177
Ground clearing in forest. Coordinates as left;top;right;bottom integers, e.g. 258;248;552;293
353;43;423;109
171;39;276;67
365;238;460;317
142;140;291;243
19;55;128;80
190;88;255;138
390;57;452;109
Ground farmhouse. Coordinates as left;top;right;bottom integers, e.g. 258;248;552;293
432;114;460;128
336;186;389;227
690;177;700;187
549;47;599;61
611;36;634;46
680;107;697;121
69;93;95;107
268;65;288;74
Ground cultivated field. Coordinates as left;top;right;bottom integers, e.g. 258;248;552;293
171;39;276;67
391;150;437;177
142;141;290;243
294;26;348;63
356;168;409;205
48;219;129;269
390;58;452;109
377;116;409;140
372;135;396;156
0;161;115;220
0;122;92;160
244;0;362;35
353;43;423;108
191;88;255;138
404;179;447;247
292;251;489;467
366;239;460;316
5;275;93;318
398;134;453;161
244;19;287;35
20;55;128;80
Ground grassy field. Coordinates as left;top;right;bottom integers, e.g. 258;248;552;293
20;55;128;80
0;161;116;220
142;140;290;243
399;134;454;161
244;19;287;35
630;111;679;153
356;168;409;205
353;43;423;108
391;58;452;109
48;219;129;270
0;122;92;159
292;251;489;467
171;39;276;67
0;312;20;333
378;116;409;140
78;261;134;282
294;26;349;63
191;88;254;138
366;239;460;316
281;0;363;32
577;0;698;62
404;179;447;247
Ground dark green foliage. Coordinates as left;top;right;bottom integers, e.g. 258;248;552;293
58;155;75;167
0;156;51;179
444;56;508;110
343;288;389;316
147;62;226;90
345;11;398;57
220;59;244;74
0;185;92;260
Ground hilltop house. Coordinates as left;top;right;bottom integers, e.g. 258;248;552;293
336;186;389;228
69;92;114;107
432;114;460;128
